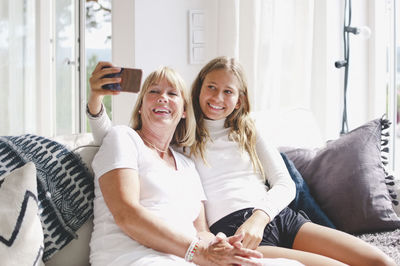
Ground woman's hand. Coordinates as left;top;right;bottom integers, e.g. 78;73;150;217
88;61;121;115
193;233;263;266
234;210;270;250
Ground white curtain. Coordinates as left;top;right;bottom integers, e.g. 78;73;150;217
0;0;37;135
217;0;315;112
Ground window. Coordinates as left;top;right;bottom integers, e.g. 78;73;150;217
54;0;79;135
0;0;80;136
369;0;398;174
0;0;37;135
85;0;112;132
384;0;400;175
0;1;111;136
395;1;399;176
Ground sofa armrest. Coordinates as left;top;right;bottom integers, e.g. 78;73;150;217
45;133;98;266
45;218;93;266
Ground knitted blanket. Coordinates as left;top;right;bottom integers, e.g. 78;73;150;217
0;134;94;261
357;229;400;264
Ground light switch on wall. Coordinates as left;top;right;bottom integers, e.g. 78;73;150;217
189;10;205;64
193;47;205;62
192;13;204;28
193;30;205;44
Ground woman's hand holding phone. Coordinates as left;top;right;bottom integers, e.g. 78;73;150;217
89;61;122;97
102;66;142;93
88;62;122;115
88;61;143;115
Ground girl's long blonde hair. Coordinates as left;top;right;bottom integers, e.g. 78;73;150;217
190;56;265;179
130;66;196;148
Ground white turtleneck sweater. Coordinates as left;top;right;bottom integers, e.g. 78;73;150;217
195;119;295;226
88;107;295;226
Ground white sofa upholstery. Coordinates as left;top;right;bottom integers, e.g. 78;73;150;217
45;133;99;266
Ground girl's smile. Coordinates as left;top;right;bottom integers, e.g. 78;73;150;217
199;69;241;120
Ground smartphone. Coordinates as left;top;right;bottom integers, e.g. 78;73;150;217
102;66;143;93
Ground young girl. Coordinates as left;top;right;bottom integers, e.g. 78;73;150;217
188;56;395;266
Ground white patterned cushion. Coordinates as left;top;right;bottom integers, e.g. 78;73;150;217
0;162;44;266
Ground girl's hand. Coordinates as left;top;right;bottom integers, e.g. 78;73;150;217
234;210;270;250
194;233;263;266
88;61;121;115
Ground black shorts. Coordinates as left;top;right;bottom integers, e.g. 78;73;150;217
209;207;310;248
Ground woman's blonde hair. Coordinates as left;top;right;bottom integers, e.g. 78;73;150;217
190;56;265;179
130;66;196;147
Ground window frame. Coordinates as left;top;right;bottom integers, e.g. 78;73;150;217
36;1;54;136
78;0;86;133
368;0;398;172
393;0;399;175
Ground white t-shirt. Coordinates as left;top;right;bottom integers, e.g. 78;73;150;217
88;109;295;225
90;125;205;266
194;119;295;226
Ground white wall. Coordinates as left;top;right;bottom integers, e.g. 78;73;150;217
112;0;218;125
111;0;136;125
311;0;343;140
112;0;387;142
346;0;373;131
311;0;373;140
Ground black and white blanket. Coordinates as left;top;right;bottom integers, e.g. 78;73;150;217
0;134;94;261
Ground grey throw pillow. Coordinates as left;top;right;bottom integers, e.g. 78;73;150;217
284;118;400;233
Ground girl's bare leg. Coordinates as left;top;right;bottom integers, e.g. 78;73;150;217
257;245;346;266
292;222;396;266
257;222;396;266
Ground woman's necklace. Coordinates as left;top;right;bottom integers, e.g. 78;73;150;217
139;134;169;154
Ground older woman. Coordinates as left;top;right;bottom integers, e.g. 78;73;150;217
87;62;267;266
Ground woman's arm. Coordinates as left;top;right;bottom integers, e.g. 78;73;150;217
87;61;121;145
88;61;121;114
100;168;262;266
87;105;113;145
99;168;191;256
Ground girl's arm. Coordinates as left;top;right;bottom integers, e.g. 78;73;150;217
253;127;296;219
99;168;262;266
235;128;296;249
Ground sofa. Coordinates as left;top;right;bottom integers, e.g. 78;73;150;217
1;108;399;265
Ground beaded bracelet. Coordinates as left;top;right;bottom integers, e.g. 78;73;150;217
184;238;200;262
86;103;104;118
